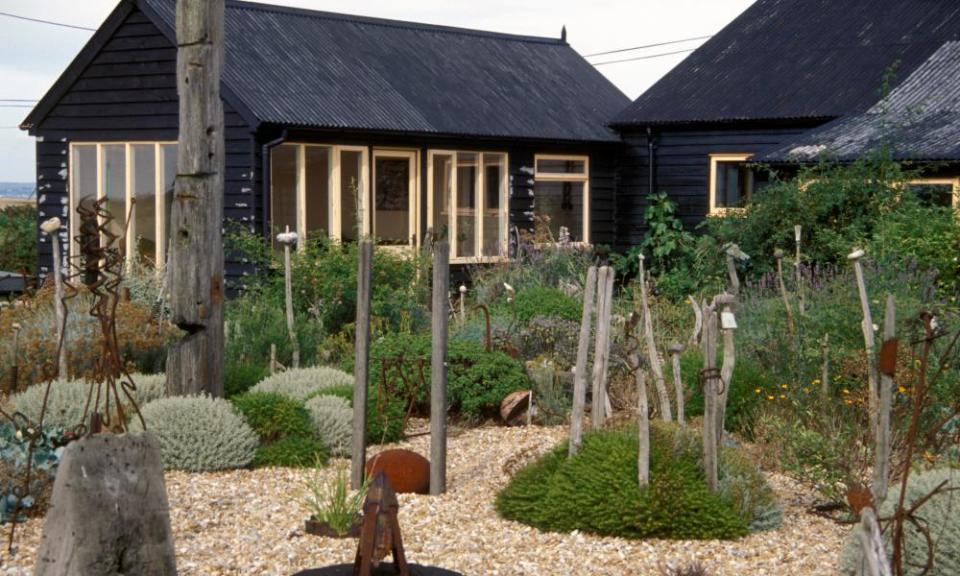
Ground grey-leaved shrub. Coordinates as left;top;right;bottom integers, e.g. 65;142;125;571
250;366;353;402
130;395;258;472
840;468;959;576
305;395;352;456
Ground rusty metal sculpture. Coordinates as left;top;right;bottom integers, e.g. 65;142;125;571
0;196;146;552
353;472;409;576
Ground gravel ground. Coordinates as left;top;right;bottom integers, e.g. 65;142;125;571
0;425;845;575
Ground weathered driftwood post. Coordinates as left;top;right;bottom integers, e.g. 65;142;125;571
569;265;598;456
277;227;300;369
716;294;737;440
857;295;896;576
795;225;805;316
458;284;467;325
688;297;703;348
668;343;685;426
820;333;831;399
34;434;177;575
430;241;450;495
701;301;720;492
351;239;373;490
41;217;68;379
166;0;225;397
591;266;614;429
774;248;796;336
633;354;650;487
848;248;879;434
637;254;671;421
723;243;748;297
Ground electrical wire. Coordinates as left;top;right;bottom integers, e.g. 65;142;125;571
591;48;697;66
0;10;96;31
583;35;711;58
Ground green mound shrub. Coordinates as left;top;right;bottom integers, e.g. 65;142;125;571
840;468;960;576
231;392;314;442
8;374;167;430
671;350;766;437
224;363;268;398
507;287;582;323
496;424;779;540
252;435;328;468
305;395;352;456
131;396;258;472
317;384;354;406
250;366;354;402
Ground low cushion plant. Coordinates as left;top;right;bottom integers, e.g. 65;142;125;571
131;395;258;472
505;286;582;323
252;435;328;468
231;392;314;442
250;366;353;402
305;395;353;456
495;423;779;540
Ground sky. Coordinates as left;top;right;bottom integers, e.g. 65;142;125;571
0;0;755;184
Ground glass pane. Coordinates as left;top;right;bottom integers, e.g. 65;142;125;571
102;144;126;250
271;144;298;248
71;145;97;252
909;183;954;207
534;180;585;242
537;157;586;175
340;150;363;242
482;153;505;257
456;153;477;258
431;154;453;243
161;143;177;262
131;144;157;265
374;156;410;246
305;146;330;239
716;162;751;208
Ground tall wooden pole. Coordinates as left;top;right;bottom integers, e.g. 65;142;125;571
591;266;614;429
41;217;68;379
701;302;719;492
278;227;299;369
569;265;597;456
351;239;372;490
668;343;685;427
849;248;879;436
637;254;671;421
430;241;450;495
166;0;225;397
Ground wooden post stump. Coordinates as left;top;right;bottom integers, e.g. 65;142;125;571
430;241;450;495
34;433;176;576
352;239;373;490
569;265;597;456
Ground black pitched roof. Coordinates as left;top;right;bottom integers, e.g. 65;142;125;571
129;0;626;142
761;41;960;163
611;0;960;127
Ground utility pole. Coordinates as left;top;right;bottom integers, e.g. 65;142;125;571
166;0;226;397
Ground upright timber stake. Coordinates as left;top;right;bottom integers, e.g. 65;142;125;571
351;239;373;490
638;254;671;421
774;248;796;336
41;217;68;379
430;241;450;495
716;293;737;440
167;0;225;397
277;227;299;369
849;248;879;435
795;225;805;316
634;356;650;487
459;284;467;325
723;243;749;297
668;343;685;427
569;265;597;456
701;302;720;492
591;266;614;429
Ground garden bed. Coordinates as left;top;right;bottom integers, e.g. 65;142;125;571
1;425;844;575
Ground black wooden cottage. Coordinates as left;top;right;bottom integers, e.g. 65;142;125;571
610;0;960;244
21;0;629;281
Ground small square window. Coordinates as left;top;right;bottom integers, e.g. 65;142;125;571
709;154;764;213
906;181;957;208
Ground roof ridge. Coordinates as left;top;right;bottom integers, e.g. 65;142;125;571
224;0;566;45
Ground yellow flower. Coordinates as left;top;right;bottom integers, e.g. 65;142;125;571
781;383;789;389
755;388;762;394
767;395;775;401
844;399;853;405
897;386;907;394
779;394;786;399
842;389;850;395
812;379;821;385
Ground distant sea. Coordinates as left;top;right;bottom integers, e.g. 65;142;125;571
0;182;35;199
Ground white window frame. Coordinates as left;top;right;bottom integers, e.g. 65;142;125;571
906;177;960;209
68;141;176;267
533;154;590;244
709;153;754;215
372;148;420;251
427;150;509;263
270;143;371;249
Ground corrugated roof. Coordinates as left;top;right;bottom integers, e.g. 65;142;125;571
140;0;628;142
611;0;960;127
761;41;960;162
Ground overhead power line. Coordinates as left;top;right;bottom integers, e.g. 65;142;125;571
592;48;697;66
583;35;711;58
0;104;33;108
0;10;96;31
0;99;38;103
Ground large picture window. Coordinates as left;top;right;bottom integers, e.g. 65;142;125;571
534;154;589;243
428;150;507;262
68;142;177;267
906;178;959;208
270;143;370;248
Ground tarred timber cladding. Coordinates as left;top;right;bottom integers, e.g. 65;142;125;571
32;8;256;281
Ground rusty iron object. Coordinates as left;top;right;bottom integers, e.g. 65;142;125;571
472;304;492;353
0;196;147;553
353;472;409;576
365;449;430;495
879;337;899;378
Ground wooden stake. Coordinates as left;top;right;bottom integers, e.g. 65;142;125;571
458;284;467;325
41;217;68;379
668;343;685;427
701;302;719;492
820;333;831;399
716;294;737;441
775;249;796;336
795;225;805;316
430;241;450;495
849;248;879;435
873;295;896;505
591;266;614;429
688;297;703;348
637;254;671;421
632;357;650;487
570;265;597;456
167;0;225;397
278;226;299;369
351;239;373;490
